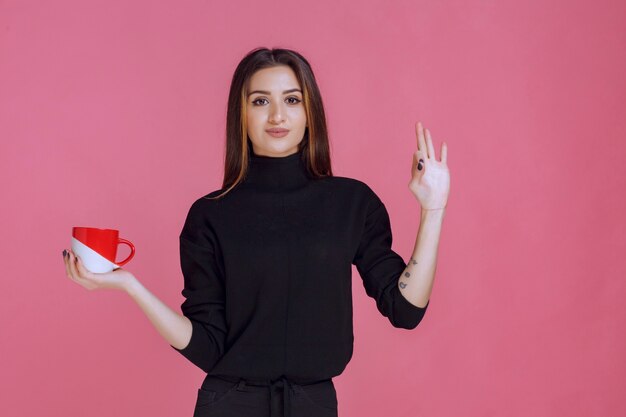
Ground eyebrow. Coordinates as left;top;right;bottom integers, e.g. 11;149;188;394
247;88;302;96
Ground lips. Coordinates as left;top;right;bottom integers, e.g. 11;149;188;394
266;128;290;138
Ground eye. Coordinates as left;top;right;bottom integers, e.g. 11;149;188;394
251;97;302;106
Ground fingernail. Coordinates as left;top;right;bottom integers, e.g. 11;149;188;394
62;249;67;258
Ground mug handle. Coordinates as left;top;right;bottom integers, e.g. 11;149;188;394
115;238;136;266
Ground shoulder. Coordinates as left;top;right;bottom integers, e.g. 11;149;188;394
322;175;383;212
184;188;225;220
199;188;227;201
322;175;372;194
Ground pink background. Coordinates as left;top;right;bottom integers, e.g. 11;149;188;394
1;0;625;416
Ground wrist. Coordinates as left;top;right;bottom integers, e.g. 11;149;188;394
421;206;446;220
421;205;446;213
124;274;141;297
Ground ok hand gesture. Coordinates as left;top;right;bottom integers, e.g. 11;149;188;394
408;121;450;211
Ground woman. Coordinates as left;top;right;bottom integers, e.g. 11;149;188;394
62;47;450;417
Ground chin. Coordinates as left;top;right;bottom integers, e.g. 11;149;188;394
266;138;300;149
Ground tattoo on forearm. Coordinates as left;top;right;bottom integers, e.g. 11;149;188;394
403;257;418;278
400;257;418;289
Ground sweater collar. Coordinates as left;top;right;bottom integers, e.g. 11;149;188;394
244;147;310;191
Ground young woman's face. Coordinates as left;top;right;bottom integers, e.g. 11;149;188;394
246;65;307;157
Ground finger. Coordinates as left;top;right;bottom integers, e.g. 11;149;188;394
415;121;420;151
68;251;84;281
416;121;428;156
65;250;85;287
426;128;436;161
66;250;96;289
64;250;74;280
414;151;425;173
441;141;447;164
75;257;99;290
74;254;95;281
419;122;432;162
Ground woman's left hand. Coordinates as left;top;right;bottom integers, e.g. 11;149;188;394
408;121;450;210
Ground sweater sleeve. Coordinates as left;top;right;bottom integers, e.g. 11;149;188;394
352;192;429;330
170;201;227;373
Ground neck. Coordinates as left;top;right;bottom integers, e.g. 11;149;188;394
244;147;310;191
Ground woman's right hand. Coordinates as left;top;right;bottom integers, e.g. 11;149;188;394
63;248;136;292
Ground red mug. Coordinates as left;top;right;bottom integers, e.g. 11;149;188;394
71;227;135;273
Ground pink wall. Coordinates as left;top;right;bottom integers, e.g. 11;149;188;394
1;0;625;415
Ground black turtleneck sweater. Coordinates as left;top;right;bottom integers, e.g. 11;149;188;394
170;147;429;383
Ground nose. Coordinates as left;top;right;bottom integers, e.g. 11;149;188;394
268;101;285;124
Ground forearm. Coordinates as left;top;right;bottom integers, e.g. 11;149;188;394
124;277;192;350
398;207;445;308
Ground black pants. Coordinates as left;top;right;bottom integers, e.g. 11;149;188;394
193;374;338;417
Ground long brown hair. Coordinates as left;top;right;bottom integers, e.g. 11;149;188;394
204;47;333;200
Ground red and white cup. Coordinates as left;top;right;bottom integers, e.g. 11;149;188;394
71;227;135;273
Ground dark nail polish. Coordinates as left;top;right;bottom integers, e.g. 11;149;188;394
63;249;67;258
